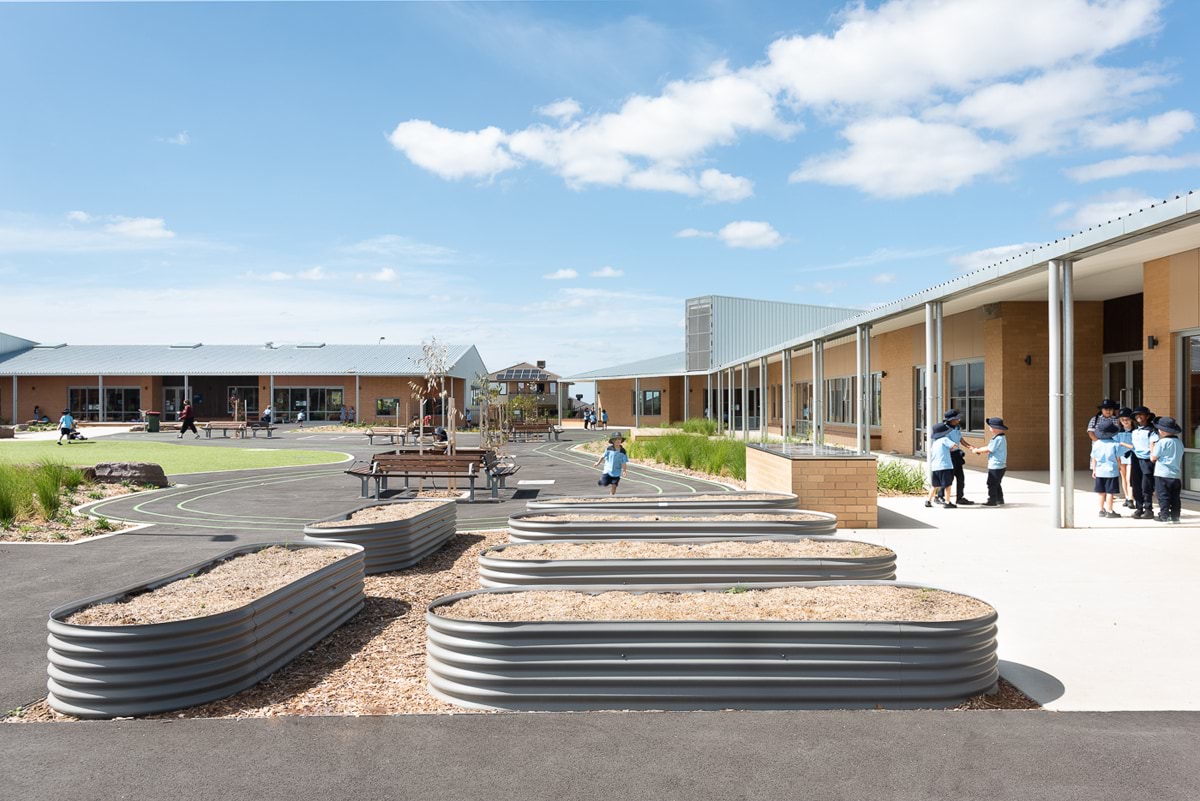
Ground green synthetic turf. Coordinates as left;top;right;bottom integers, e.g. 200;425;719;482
0;441;346;475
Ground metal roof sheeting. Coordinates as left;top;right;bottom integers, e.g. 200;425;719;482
705;296;860;371
0;342;487;378
567;351;686;381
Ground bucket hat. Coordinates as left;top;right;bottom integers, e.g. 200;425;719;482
608;432;625;442
1095;420;1118;439
931;422;951;439
1118;407;1134;419
985;417;1008;431
1132;406;1152;417
1154;417;1183;435
1098;398;1119;410
942;409;961;422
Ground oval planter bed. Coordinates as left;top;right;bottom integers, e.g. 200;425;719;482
507;509;837;543
526;491;798;512
426;583;998;711
46;542;365;719
479;537;896;588
304;499;456;574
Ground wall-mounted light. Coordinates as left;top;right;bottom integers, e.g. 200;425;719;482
1024;355;1032;366
880;371;887;378
1147;335;1158;350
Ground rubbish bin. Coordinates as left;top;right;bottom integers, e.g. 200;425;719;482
145;411;161;433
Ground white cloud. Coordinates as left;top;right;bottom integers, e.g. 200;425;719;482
366;267;397;282
104;216;175;240
250;265;330;282
1049;201;1076;217
698;169;753;202
538;98;582;122
949;242;1042;272
543;268;579;280
674;228;716;239
343;234;456;263
1066;153;1200;182
792;117;1009;197
0;211;179;252
872;273;896;285
1059;188;1159;229
718;220;783;249
66;210;92;223
798;246;953;273
590;266;623;278
1081;110;1195;152
387;121;517;180
158;131;190;146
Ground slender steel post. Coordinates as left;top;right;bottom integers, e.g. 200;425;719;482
683;373;690;422
98;374;105;422
1048;260;1063;529
716;369;723;433
727;367;734;437
811;344;818;442
925;304;935;457
815;341;825;447
269;375;275;420
864;325;872;452
782;349;791;439
741;362;749;441
634;377;641;428
354;374;360;425
1062;260;1075;528
184;374;189;418
855;325;864;453
758;356;767;439
935;302;944;419
706;373;712;421
12;375;17;423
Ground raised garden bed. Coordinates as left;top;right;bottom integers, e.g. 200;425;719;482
46;542;365;719
426;583;999;711
479;537;896;588
304;499;456;574
526;491;798;512
507;509;837;543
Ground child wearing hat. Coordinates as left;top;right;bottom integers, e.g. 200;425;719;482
593;432;629;496
1091;420;1133;518
1150;417;1184;523
1130;406;1158;519
1087;398;1121;442
970;417;1008;506
936;409;976;505
924;422;959;509
56;408;75;446
1115;408;1136;509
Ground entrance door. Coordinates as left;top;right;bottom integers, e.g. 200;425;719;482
1104;352;1144;410
163;388;186;422
1182;333;1200;496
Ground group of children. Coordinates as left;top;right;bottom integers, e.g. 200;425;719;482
581;409;608;430
923;400;1185;523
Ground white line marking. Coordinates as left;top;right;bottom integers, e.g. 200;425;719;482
517;479;556;485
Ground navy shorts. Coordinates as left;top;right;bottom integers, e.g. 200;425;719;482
1094;476;1121;494
931;469;954;488
599;473;621;486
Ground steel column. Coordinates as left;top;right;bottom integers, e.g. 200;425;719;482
98;375;104;422
706;373;712;421
935;302;944;418
925;304;935;456
741;363;749;441
814;341;824;447
184;375;190;414
782;349;791;439
863;325;872;453
727;368;734;437
716;370;723;433
855;326;864;453
1048;260;1063;529
811;343;818;443
758;357;767;439
269;375;275;420
683;374;690;422
12;375;17;423
354;374;360;425
1062;260;1075;528
634;377;641;428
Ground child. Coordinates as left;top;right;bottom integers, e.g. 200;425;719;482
1130;406;1158;519
297;410;306;428
1150;417;1184;523
924;422;959;509
592;432;629;495
970;417;1008;506
56;408;75;446
1115;408;1136;509
1091;420;1132;518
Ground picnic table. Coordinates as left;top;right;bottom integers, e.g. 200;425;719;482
344;448;514;502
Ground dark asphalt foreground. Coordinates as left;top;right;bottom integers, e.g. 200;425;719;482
4;711;1199;801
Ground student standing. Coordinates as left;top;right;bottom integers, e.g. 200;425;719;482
971;417;1008;506
178;401;200;438
601;409;608;430
593;432;629;496
1115;408;1136;509
1150;417;1184;523
1087;398;1121;441
56;408;75;446
937;409;975;505
1130;406;1158;519
924;422;959;509
1090;420;1130;518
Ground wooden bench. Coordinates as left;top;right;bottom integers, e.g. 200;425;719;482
364;426;408;446
347;452;487;502
246;421;277;438
509;422;553;442
203;422;246;439
481;451;521;495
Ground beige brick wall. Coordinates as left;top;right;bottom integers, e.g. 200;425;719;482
1144;256;1178;416
596;377;674;428
746;446;877;528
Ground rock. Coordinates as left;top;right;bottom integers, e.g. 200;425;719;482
92;462;169;488
0;426;14;439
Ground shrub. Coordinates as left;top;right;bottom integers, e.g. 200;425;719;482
628;433;746;480
877;460;927;495
678;418;718;436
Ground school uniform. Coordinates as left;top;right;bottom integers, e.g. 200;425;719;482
1090;438;1121;495
1153;434;1184;522
1130;421;1158;517
928;436;956;490
983;433;1007;505
1114;425;1134;507
936;410;972;504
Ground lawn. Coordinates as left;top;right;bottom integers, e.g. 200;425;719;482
0;441;347;475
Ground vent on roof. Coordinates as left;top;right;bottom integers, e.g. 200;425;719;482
296;342;326;349
33;342;67;349
170;342;203;349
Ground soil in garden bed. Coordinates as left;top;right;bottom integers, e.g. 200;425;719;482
0;482;143;543
309;501;448;528
548;492;779;504
523;512;822;523
436;586;993;623
64;546;347;626
496;539;892;561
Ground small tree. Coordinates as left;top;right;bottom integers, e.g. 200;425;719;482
410;338;453;457
510;394;538;422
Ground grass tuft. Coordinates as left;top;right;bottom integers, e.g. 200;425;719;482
628;433;746;480
877;460;927;495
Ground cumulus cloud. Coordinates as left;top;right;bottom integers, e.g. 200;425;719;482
1081;110;1195;152
949;243;1042;272
0;211;181;252
674;228;716;239
543;268;579;280
66;210;92;223
718;221;783;249
387;121;517;180
1056;188;1160;229
343;234;456;263
590;266;624;278
158;131;191;146
103;216;175;240
538;98;582;122
1066;153;1200;182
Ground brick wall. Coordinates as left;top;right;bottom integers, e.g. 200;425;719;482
1144;257;1177;416
596;377;674;428
746;447;877;528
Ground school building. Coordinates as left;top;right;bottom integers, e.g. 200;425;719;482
570;192;1200;521
0;337;488;426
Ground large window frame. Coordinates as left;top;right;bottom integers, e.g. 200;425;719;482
948;359;986;433
641;389;662;417
226;386;259;416
822;374;882;426
1178;330;1200;497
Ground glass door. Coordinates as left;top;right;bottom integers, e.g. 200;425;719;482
1181;333;1200;496
1104;352;1144;410
163;388;186;421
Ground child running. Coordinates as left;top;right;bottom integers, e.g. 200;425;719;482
56;408;75;446
592;432;629;496
970;417;1008;506
1150;417;1184;523
924;422;958;509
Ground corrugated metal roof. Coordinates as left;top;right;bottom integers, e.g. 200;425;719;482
705;296;860;371
567;351;686;380
0;342;486;378
0;331;37;356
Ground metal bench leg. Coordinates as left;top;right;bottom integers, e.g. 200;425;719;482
373;478;381;500
359;477;369;499
468;477;475;503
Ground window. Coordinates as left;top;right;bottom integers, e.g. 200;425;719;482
870;372;882;427
641;390;662;416
376;397;401;416
949;360;985;431
825;377;854;424
226;386;259;416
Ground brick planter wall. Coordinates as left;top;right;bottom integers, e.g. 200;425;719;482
745;445;877;528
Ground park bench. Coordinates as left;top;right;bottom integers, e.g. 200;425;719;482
509;422;553;442
346;451;488;502
203;422;246;439
481;451;521;491
363;426;409;446
246;421;277;438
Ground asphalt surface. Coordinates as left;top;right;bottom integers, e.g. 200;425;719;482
5;711;1200;801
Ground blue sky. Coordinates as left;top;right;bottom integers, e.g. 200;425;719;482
3;0;1199;384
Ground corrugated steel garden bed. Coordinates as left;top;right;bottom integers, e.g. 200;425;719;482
526;491;798;512
304;499;456;574
508;509;837;543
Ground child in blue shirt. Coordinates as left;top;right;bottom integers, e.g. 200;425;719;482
1150;417;1184;523
1091;420;1133;518
1130;406;1159;519
56;408;75;446
970;417;1008;506
1114;409;1136;509
924;423;959;509
593;432;629;495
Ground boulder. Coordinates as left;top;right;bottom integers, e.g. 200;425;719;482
0;426;14;439
91;462;169;488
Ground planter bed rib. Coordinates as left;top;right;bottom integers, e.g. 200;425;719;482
304;499;456;574
479;537;896;588
507;509;836;543
46;542;365;719
526;491;798;512
426;583;998;711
